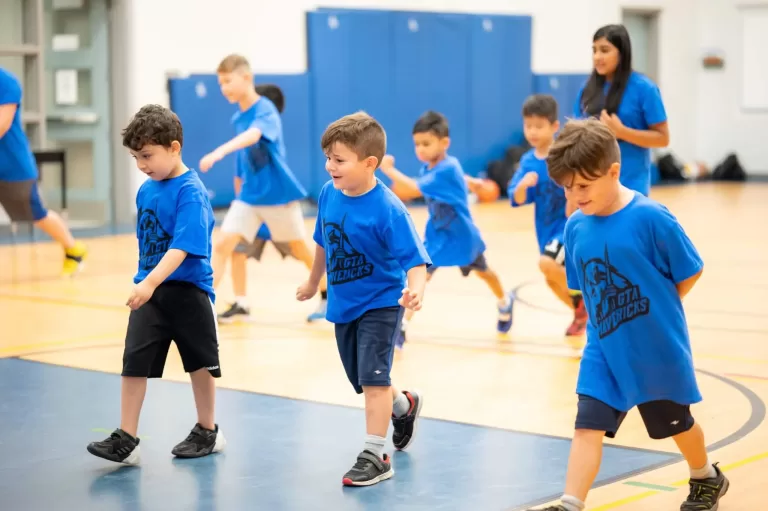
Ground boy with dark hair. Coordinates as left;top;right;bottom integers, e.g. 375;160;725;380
86;104;225;465
508;94;586;336
526;118;728;511
0;66;87;276
379;110;513;348
296;111;431;486
201;54;327;323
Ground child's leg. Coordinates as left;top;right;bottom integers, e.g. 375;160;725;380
468;254;514;333
541;240;588;337
214;201;262;290
86;299;173;465
637;402;729;509
0;180;86;275
528;395;625;511
218;245;252;323
171;287;226;458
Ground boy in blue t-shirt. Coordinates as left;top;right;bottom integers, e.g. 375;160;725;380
218;85;297;323
87;105;225;465
508;95;586;336
378;111;513;347
200;54;327;323
296;112;431;486
525;119;728;511
0;66;86;276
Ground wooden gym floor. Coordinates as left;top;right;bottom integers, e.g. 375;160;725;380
0;182;765;510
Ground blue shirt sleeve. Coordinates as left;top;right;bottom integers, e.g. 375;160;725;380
564;219;580;290
507;164;536;207
250;110;281;143
169;186;211;258
651;206;703;284
0;71;22;105
383;211;431;272
312;186;326;248
642;82;667;126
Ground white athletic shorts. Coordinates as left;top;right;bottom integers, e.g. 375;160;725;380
220;200;306;243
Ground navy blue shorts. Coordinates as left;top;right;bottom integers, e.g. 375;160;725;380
427;253;488;277
575;394;695;440
0;179;48;222
334;306;404;394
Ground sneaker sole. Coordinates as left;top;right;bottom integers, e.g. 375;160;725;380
87;443;141;465
342;465;394;487
172;430;227;459
217;315;252;325
396;390;423;452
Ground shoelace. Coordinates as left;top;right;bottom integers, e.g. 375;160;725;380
687;480;719;503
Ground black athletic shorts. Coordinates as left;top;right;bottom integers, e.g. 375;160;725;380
122;281;221;379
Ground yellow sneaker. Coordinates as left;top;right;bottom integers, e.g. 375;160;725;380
62;241;87;277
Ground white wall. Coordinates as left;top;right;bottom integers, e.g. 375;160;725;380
113;0;765;205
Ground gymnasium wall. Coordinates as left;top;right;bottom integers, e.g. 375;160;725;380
109;0;766;211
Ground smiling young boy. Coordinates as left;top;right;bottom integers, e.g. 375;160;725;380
86;105;225;465
378;111;513;348
296;111;431;486
525;119;728;511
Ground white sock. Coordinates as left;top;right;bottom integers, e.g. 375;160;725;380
690;459;717;479
392;391;411;418
235;296;248;308
561;494;585;511
363;434;386;458
400;318;409;332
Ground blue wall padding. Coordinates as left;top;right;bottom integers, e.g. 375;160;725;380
531;74;590;126
166;8;563;203
169;73;311;208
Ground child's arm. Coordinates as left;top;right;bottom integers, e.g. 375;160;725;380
506;164;538;207
0;104;16;139
200;128;264;172
234;176;242;197
127;249;187;309
676;270;703;300
308;244;326;287
378;155;423;201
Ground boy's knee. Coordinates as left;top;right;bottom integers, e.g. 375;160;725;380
214;233;241;256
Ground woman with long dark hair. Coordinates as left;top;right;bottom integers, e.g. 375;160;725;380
574;24;669;196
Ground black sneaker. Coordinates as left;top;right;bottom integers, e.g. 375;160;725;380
87;428;141;465
171;423;226;458
342;450;394;486
681;463;729;510
392;390;423;451
217;303;250;324
525;507;569;511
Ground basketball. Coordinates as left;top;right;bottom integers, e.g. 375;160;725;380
475;178;500;203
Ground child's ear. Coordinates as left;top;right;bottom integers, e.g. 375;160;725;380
170;140;182;155
609;162;620;180
367;155;380;170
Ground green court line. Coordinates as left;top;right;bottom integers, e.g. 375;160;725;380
623;481;677;492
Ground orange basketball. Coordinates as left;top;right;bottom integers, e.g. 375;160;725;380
475;179;500;203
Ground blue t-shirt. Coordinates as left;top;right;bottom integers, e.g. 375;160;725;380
564;192;703;411
135;169;216;303
0;68;38;181
313;179;431;324
507;149;568;254
574;71;667;196
232;97;307;206
416;156;485;267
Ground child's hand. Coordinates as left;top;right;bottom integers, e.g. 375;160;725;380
126;280;157;310
296;281;318;301
600;110;625;137
200;150;224;172
399;287;423;311
520;171;539;189
380;154;395;170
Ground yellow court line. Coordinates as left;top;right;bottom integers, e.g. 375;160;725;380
590;451;768;510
